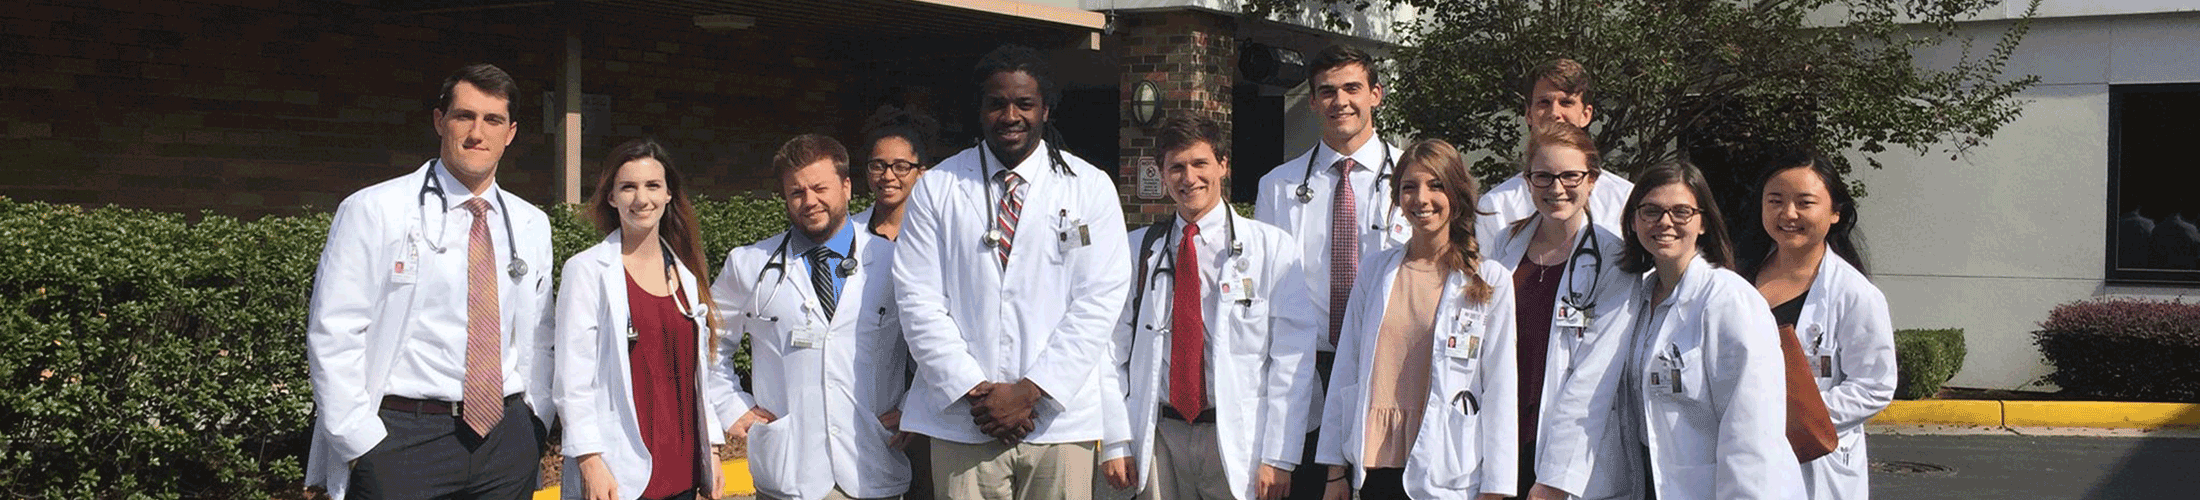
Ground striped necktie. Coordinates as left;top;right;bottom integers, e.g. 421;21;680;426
807;246;839;320
459;197;504;437
995;171;1027;268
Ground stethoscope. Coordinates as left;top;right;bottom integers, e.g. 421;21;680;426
416;161;527;281
1291;144;1398;232
627;237;702;342
743;224;862;324
1558;211;1606;315
979;145;1013;250
1130;210;1248;331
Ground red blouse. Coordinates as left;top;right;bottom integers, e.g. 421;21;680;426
626;273;699;499
1512;255;1563;447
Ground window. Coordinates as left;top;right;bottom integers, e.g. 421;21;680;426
2107;83;2200;284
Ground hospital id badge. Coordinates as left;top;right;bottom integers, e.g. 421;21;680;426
790;324;828;349
1219;277;1253;303
1444;333;1481;359
392;231;422;283
1813;355;1833;378
1649;364;1684;394
1387;220;1410;243
1554;304;1588;329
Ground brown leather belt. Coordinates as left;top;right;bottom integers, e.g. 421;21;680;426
382;394;521;417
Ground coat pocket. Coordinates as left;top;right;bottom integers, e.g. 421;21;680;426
745;417;801;498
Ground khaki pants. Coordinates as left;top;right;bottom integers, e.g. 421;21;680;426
932;439;1096;500
762;486;902;500
1139;418;1235;500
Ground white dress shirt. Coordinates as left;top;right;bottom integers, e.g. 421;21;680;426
386;163;527;401
892;141;1133;445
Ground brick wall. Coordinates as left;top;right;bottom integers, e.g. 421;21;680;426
1113;10;1236;227
0;0;860;218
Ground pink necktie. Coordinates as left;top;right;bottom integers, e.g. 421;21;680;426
1170;222;1206;418
460;198;504;437
1328;158;1358;347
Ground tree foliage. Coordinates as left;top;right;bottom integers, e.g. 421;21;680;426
1242;0;2041;193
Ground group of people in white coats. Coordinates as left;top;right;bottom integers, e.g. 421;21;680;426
303;45;1898;500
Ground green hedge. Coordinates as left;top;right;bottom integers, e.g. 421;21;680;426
2034;298;2200;403
0;195;813;499
1893;328;1965;400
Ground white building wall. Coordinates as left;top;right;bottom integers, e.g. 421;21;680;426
1855;9;2200;389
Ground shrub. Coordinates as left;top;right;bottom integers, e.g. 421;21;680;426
1892;328;1965;400
2034;298;2200;403
0;194;813;498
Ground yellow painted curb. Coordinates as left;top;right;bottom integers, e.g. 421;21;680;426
2003;401;2200;429
534;459;753;499
1870;400;2002;426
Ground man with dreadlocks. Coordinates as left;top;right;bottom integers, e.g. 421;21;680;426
891;44;1132;500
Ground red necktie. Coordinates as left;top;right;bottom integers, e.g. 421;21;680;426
460;198;504;437
1169;222;1206;419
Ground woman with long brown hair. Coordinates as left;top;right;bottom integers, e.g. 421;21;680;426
555;138;729;500
1317;139;1519;500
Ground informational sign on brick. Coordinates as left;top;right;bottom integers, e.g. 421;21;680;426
1136;157;1164;200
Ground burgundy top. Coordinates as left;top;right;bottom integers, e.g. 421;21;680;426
626;273;699;499
1512;255;1563;447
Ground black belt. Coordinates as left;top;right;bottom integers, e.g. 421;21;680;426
382;393;522;417
1159;405;1217;423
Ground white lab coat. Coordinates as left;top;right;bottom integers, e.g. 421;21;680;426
891;143;1132;446
1790;250;1896;500
303;161;557;500
712;210;912;500
553;232;729;500
1097;210;1322;500
1473;172;1632;255
1623;256;1803;500
1316;251;1520;499
1486;217;1639;499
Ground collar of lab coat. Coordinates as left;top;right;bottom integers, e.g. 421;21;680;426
589;230;704;318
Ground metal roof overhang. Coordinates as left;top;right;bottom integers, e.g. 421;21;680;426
385;0;1104;49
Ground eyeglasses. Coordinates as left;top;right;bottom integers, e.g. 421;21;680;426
866;160;925;175
1525;170;1593;188
1635;204;1702;224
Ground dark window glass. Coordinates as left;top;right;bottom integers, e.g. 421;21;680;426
2107;83;2200;283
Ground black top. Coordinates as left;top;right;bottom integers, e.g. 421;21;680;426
1771;290;1809;326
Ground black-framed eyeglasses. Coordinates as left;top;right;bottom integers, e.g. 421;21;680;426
1635;204;1702;224
866;160;925;175
1525;170;1594;188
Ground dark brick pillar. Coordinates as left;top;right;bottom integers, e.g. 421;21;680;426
1114;10;1236;227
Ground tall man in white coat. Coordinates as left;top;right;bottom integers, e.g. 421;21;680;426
1251;44;1410;500
1097;116;1321;500
892;44;1132;500
715;134;914;500
305;63;557;500
1475;59;1633;249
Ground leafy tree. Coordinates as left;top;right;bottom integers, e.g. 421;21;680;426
1242;0;2041;195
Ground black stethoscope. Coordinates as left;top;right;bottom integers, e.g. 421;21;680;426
627;237;701;343
743;224;861;324
1559;211;1606;315
1130;210;1248;330
417;161;527;281
1292;144;1398;232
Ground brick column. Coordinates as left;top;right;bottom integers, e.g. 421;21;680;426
1114;10;1237;227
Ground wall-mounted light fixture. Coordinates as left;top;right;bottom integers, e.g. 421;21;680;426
1131;80;1162;126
